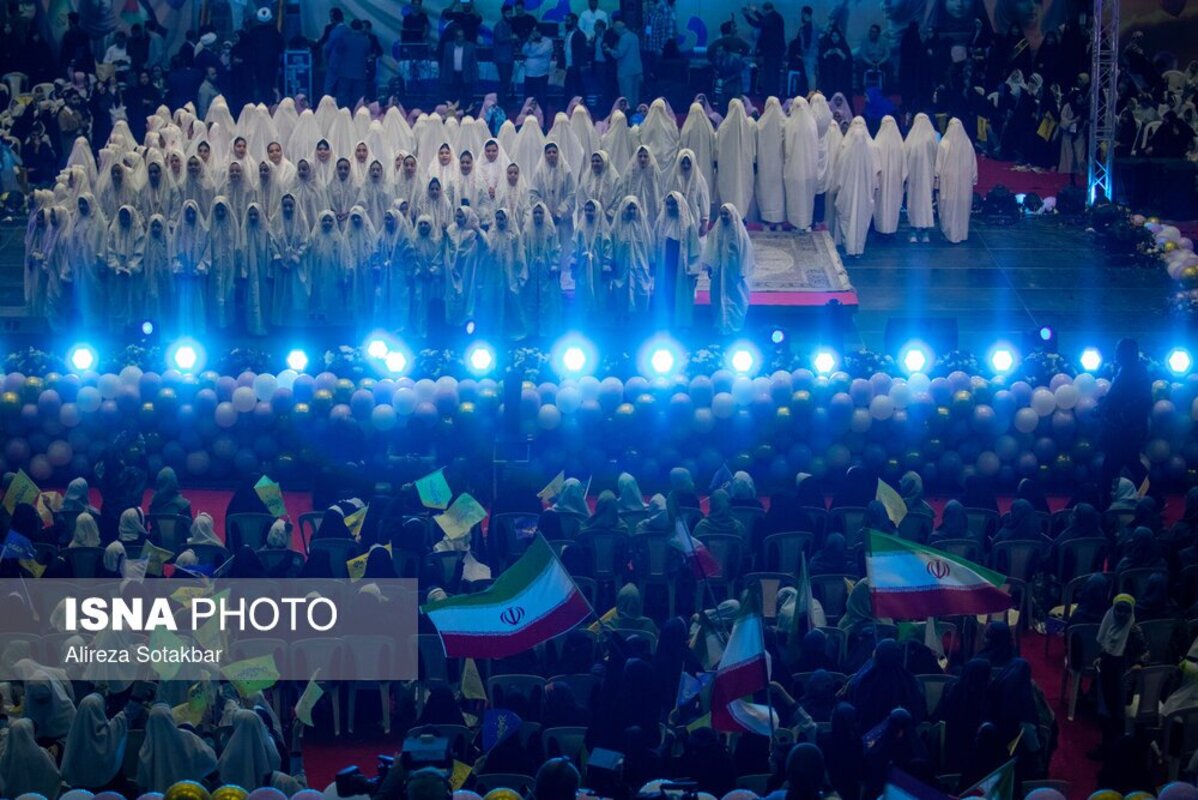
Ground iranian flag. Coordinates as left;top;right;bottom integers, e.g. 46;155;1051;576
670;519;722;578
711;603;777;735
421;536;592;658
867;531;1011;618
959;759;1016;800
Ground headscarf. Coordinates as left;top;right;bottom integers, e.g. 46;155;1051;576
552;478;590;520
811;533;850;575
187;512;222;546
935;500;968;540
614;583;657;636
103;541;127;574
61;693;128;788
1161;637;1198;715
977;620;1015;667
0;718;61;799
1097;594;1137;657
1070;573;1112;626
19;658;77;738
148;465;189;517
798;670;840;724
216;708;281;788
985;657;1038;741
899;471;932;517
617;472;647;513
1109;477;1139;512
937;658;991;769
583;490;621;532
62;476;92;517
119;507;148;543
636;494;671;534
70;511;101;548
137;704;219;792
782;743;829;800
846;638;923;729
694;490;741;537
730;471;757;502
838;578;875;634
1117;526;1163;572
994;498;1043;543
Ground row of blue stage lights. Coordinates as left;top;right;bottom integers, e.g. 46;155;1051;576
58;337;1198;380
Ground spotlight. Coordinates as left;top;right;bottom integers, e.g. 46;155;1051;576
727;342;760;375
286;349;310;372
770;327;787;345
813;349;838;375
366;337;389;359
384;350;409;375
639;336;684;377
466;342;496;375
989;346;1016;374
140;320;155;336
168;339;204;372
1038;326;1054;343
552;335;596;376
465;320;477;336
899;341;932;374
1167;348;1192;376
650;348;676;375
1079;348;1102;372
67;344;98;372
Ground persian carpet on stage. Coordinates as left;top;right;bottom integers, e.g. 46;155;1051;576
696;229;858;307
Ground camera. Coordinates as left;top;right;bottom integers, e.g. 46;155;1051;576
401;729;453;770
335;755;395;798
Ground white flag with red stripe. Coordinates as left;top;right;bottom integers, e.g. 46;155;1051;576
670;519;722;578
711;606;776;734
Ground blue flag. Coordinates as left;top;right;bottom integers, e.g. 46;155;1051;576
482;708;523;752
709;464;733;493
676;671;713;708
1;531;36;561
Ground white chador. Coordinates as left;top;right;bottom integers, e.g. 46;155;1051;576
904;113;940;232
569;106;601;178
936;118;978;244
307;210;347;321
577;149;622;221
703;203;754;335
143;214;172;323
172;200;210;335
784;97;819;231
873;115;907;235
482;208;527;339
609;195;654;316
64;193;107;329
344;205;379;317
834;118;881;257
377;207;412;330
715;99;757;218
810;92;835;195
512;116;547;182
638;98;681;173
270;194;311;326
61;694;128;789
242;203;273;335
522;202;561;337
679;103;716;216
208;196;240;329
292;160;329;233
653;190;701;328
619;146;665;228
754;97;787;224
106;205;146;331
547;112;584;183
572;198;613;317
445;207;484;326
136;704;217;792
669;148;711;232
600;110;635;177
530;142;577;275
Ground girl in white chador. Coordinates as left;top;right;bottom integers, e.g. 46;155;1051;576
222;161;256;225
834;118;880;257
904;113;940;242
393;152;426;211
653;191;701;328
292;159;328;233
357;159;392;230
715;99;757;219
680;102;717;216
609;195;654;320
454;150;492;226
207;196;241;329
669;148;711;233
377;206;412;330
415;177;454;232
106;204;145;331
873;115;907;235
136;704;217;792
241;203;273;335
571;198;613;318
427;141;457;196
754;97;787;227
141;151;180;226
522;201;561;338
936;118;978;244
409;215;445;338
61;693;127;789
577;149;621;222
445;206;485;327
143;214;172;323
530;142;577;276
482;207;526;339
344;205;379;317
172;200;209;334
307;210;346;322
64;193;107;329
703;203;754;335
270;193;311;326
619;146;665;228
478;138;512;199
495;162;531;231
326;158;358;227
783;96;819;232
600;110;635;175
639;98;681;173
179;156;215;219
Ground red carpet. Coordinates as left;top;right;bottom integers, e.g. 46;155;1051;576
976;156;1073;198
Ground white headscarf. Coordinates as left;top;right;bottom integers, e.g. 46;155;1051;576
478;138;513;194
137;704;218;792
1097;596;1136;657
834;118;881;256
547;112;584;182
188;512;222;546
18;658;77;739
511;116;547;181
384;106;417;154
783;96;819;231
872;115;908;234
600;110;635;176
934;118;978;243
637;98;681;173
569;105;601;177
216;708;281;788
578;149;622;219
680;103;716;208
70;511;101;548
620;146;664;225
61;693;128;788
288;109;322;163
0;718;61;799
715;99;757;216
903;112;940;230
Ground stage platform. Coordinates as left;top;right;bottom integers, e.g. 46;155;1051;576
697;228;858;308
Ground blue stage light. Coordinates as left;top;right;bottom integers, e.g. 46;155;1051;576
1079;348;1102;372
466;342;496;375
562;347;586;372
638;336;684;377
168;339;204;372
286;349;309;372
67;344;98;372
553;335;596;376
384;350;409;375
989;346;1016;374
141;320;155;336
1039;325;1055;342
366;337;389;359
770;328;786;345
1167;348;1192;375
727;342;760;375
651;348;676;375
813;349;838;375
899;342;932;374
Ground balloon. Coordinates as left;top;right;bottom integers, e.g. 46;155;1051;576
557;385;582;414
869;395;895;420
231;386;256;413
77;386;102;413
712;392;735;419
1054;384;1079;410
538;403;563;430
1030;388;1056;416
976;451;1000;476
889;381;912;409
1146;438;1171;463
166;784;212;800
1014;407;1039;433
371;404;397;431
246;788;287;800
693;408;715;433
46;440;72;467
59;403;81;428
28;455;52;481
253;373;278;401
215;402;238;428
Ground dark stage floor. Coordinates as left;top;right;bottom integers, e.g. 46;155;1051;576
0;216;1182;362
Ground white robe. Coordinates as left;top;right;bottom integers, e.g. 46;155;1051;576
578;150;622;221
903;113;940;230
0;718;61;799
810;93;836;193
137;704;218;793
679;103;717;219
703;204;754;334
547;113;584;184
936;118;978;244
609;195;654;315
653;191;702;327
208;197;240;329
511;118;547;183
530;148;577;275
873;115;907;234
569;106;601;179
600;111;636;177
216;709;281;789
619;147;665;227
754;98;787;223
783;97;819;231
834;119;880;257
715;99;757;217
307;212;347;320
637;98;681;173
668;149;712;232
61;694;128;789
522;204;562;336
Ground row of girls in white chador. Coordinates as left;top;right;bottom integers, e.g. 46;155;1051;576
26;92;974;336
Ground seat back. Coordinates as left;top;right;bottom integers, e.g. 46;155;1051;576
227;513;275;550
229;638;287;668
486;674;546;708
258;548;306;577
289;637;344;676
343;634;396;679
992;540;1042;581
489;512;539;568
1057;537;1107;583
62;546;105;578
1126;665;1178;726
1066;624;1101;674
962;508;998;541
897;514;933;544
830;507;867;538
631;533;674;578
935;538;983;564
546;673;599;705
542;726;588;763
613;628;657;653
1140;618;1179;664
917;674;957;717
1116;567;1157;601
1163;707;1198;779
762;531;814;573
815;626;848;668
189;543;231;569
586;531;630;582
618;508;649;534
811;574;855;621
729;506;764;539
798;507;829;539
148;513;191;552
697;533;744;582
425;551;465;588
298;511;323;554
309;539;364;578
677;506;704;533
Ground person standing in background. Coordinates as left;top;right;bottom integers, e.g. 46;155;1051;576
363;20;383;100
240;7;284;103
795;6;821;90
522;28;554;112
443;0;484;43
1099;338;1152;505
331;19;371;107
563;13;588;104
606;17;643;108
59;12;93;73
319;8;348;97
493;4;517;103
642;0;675;79
510;0;538;43
742;3;786;97
440;27;478;107
401;0;431;45
592;19;617;110
579;0;608;40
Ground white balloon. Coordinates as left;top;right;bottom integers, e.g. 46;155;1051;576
1054;384;1079;410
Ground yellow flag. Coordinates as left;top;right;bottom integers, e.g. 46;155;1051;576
537;471;566;503
142;542;175;577
686;712;712;732
344;505;368;541
35;491;61;527
296;669;325;726
977;117;989;143
346;544;392;581
171;585;211;609
3;470;40;514
876;479;908;526
194;615;227;654
1138;476;1151;497
434;493;488;540
148;628;188;680
1036;114;1058;141
450;761;473;790
254;475;288;518
222;654;280;697
461;658;487;701
587;606;618;633
172;682;212;726
19;559;44;577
